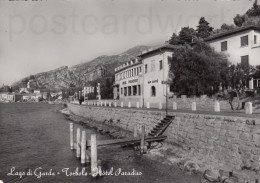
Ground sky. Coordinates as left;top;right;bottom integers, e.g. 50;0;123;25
0;0;254;86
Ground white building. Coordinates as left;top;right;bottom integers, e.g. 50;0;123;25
113;44;175;107
205;26;260;66
82;84;101;100
0;92;23;102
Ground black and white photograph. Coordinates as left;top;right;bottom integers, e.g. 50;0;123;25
0;0;260;182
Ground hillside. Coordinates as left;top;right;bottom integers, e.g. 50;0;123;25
10;45;151;91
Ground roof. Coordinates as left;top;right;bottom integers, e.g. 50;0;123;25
205;26;260;42
115;43;179;73
0;92;10;94
138;43;177;57
115;61;141;73
22;93;36;96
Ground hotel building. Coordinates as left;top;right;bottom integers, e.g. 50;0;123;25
113;44;176;107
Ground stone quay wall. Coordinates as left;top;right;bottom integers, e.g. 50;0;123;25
68;103;260;173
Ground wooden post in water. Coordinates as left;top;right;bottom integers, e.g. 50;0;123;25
76;128;81;158
140;125;145;154
91;134;98;177
70;123;74;150
134;123;138;137
98;160;102;176
86;150;90;163
81;131;86;164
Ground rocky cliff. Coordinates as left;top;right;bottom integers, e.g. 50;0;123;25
11;45;151;90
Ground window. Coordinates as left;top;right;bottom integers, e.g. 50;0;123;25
221;41;227;51
151;86;156;97
241;55;249;67
241;35;248;47
137;68;139;75
139;66;142;73
254;35;257;44
121;88;123;94
159;60;163;70
133;85;137;96
124;87;127;96
145;64;148;73
138;85;141;95
128;86;132;96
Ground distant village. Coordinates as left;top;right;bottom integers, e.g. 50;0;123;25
0;79;101;103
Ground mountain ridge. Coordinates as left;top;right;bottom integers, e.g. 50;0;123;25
10;45;152;91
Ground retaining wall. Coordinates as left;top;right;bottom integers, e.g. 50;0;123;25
68;103;260;172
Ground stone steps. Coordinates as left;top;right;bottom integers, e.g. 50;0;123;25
148;115;175;137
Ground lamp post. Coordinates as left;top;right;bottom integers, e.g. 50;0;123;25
162;81;172;116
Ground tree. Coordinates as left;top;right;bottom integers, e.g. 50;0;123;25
233;14;246;27
178;27;196;44
168;40;229;96
219;64;256;110
169;33;181;45
246;0;260;17
100;78;113;99
252;65;260;78
196;17;213;39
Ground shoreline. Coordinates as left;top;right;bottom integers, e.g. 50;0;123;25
61;106;260;183
59;108;215;182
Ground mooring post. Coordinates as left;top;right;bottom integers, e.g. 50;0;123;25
173;102;177;110
140;125;145;154
214;101;220;112
146;102;150;109
245;102;253;114
192;102;196;111
134;123;138;137
81;131;86;164
159;102;162;109
70;123;74;150
76;128;81;158
136;101;140;108
91;134;98;177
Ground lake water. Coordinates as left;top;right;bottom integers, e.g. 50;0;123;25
0;103;201;183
